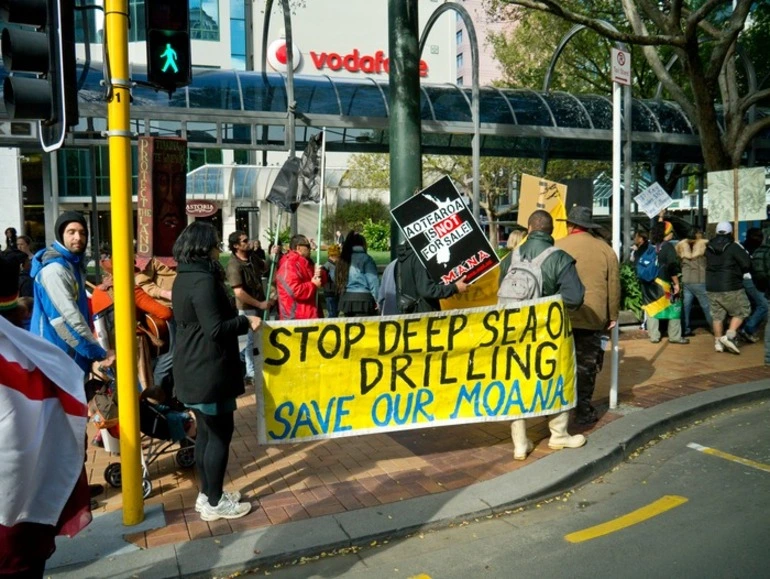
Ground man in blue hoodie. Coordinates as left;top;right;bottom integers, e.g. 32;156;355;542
31;211;115;373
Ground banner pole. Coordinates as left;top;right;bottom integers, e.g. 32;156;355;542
316;128;327;265
265;211;283;320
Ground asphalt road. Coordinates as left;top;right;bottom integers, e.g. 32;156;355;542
243;401;770;578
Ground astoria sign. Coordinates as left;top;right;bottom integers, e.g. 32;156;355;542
268;39;429;77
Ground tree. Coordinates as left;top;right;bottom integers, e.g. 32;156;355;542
491;0;770;170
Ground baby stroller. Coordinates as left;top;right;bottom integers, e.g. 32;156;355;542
91;305;196;498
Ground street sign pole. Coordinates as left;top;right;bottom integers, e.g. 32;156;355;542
105;0;143;526
610;47;631;410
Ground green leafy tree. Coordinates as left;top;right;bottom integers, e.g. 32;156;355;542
490;0;770;170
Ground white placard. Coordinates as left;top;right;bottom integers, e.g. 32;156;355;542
611;47;631;86
634;182;672;218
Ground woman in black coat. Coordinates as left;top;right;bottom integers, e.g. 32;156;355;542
172;222;261;522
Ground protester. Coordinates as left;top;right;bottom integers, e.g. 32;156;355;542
738;227;767;344
15;235;34;259
172;221;259;521
136;256;177;394
638;215;688;344
275;234;325;320
226;231;271;386
335;232;380;316
322;244;341;318
395;243;468;313
705;222;752;354
3;227;16;253
502;210;586;460
377;258;398;315
676;228;712;336
555;205;619;425
252;239;266;261
30;211;115;373
498;227;527;281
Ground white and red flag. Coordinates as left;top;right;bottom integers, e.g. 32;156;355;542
0;314;91;535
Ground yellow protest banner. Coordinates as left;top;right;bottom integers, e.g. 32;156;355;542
258;297;576;444
440;267;500;310
517;174;569;240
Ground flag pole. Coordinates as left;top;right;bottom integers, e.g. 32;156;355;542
316;128;327;265
264;211;283;320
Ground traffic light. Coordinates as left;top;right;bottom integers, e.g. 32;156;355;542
0;0;78;152
145;0;191;93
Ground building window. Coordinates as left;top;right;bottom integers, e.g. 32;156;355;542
457;76;464;86
190;0;220;41
456;53;463;70
230;0;246;70
126;0;220;42
456;30;463;46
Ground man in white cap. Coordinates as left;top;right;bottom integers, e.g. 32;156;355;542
705;221;752;353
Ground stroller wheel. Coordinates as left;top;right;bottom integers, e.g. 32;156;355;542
175;446;196;468
104;463;122;488
142;478;152;499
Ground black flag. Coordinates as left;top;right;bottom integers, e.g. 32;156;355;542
266;156;301;213
296;132;323;203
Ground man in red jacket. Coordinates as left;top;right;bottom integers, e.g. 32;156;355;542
275;235;325;320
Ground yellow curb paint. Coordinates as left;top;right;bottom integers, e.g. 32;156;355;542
565;495;688;544
687;442;770;473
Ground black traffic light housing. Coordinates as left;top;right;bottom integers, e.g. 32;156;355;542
0;0;79;152
145;0;191;93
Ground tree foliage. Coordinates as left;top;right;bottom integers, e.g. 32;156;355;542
489;0;770;170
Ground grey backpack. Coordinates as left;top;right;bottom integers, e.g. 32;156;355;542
497;246;558;305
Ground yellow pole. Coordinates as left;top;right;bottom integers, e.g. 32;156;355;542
105;0;144;525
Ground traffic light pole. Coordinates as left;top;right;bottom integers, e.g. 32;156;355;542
105;0;144;526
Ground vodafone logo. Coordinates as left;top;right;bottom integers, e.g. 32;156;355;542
267;38;301;72
267;38;429;77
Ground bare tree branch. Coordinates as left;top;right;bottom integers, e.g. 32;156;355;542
732;114;770;166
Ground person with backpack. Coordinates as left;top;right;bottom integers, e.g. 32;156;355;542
636;215;689;345
555;205;620;425
676;228;712;336
705;222;752;354
499;209;586;461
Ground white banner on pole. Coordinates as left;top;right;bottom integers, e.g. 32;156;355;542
634;182;673;218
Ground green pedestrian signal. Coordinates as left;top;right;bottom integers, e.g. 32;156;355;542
145;1;191;92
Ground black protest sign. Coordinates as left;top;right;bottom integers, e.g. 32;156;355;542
391;176;499;285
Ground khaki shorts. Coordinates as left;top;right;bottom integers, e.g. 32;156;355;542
707;290;751;321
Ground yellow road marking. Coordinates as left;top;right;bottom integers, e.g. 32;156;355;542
565;495;688;544
687;442;770;473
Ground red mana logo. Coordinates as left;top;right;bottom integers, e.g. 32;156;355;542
267;38;301;72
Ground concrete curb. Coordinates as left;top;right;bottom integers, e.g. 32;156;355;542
48;379;770;578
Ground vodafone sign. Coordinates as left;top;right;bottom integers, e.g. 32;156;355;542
267;38;302;72
267;39;429;77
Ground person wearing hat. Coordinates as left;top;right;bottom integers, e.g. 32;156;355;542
30;211;116;373
705;221;752;354
555;205;620;425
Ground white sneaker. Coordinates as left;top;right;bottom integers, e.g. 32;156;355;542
196;490;242;513
714;340;724;352
200;495;252;521
719;334;741;354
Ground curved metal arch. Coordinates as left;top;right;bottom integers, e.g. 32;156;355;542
543;23;627;93
490;86;518;125
420;85;437;121
525;89;558;127
261;0;296;157
635;99;663;133
321;74;343;115
233;71;245;111
554;90;594;129
420;1;480;221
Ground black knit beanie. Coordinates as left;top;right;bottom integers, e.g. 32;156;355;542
55;211;89;245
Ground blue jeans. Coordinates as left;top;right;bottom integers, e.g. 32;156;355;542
153;318;176;393
742;278;768;335
239;309;257;378
683;283;712;334
325;296;339;318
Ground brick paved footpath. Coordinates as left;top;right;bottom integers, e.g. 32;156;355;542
84;329;770;548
